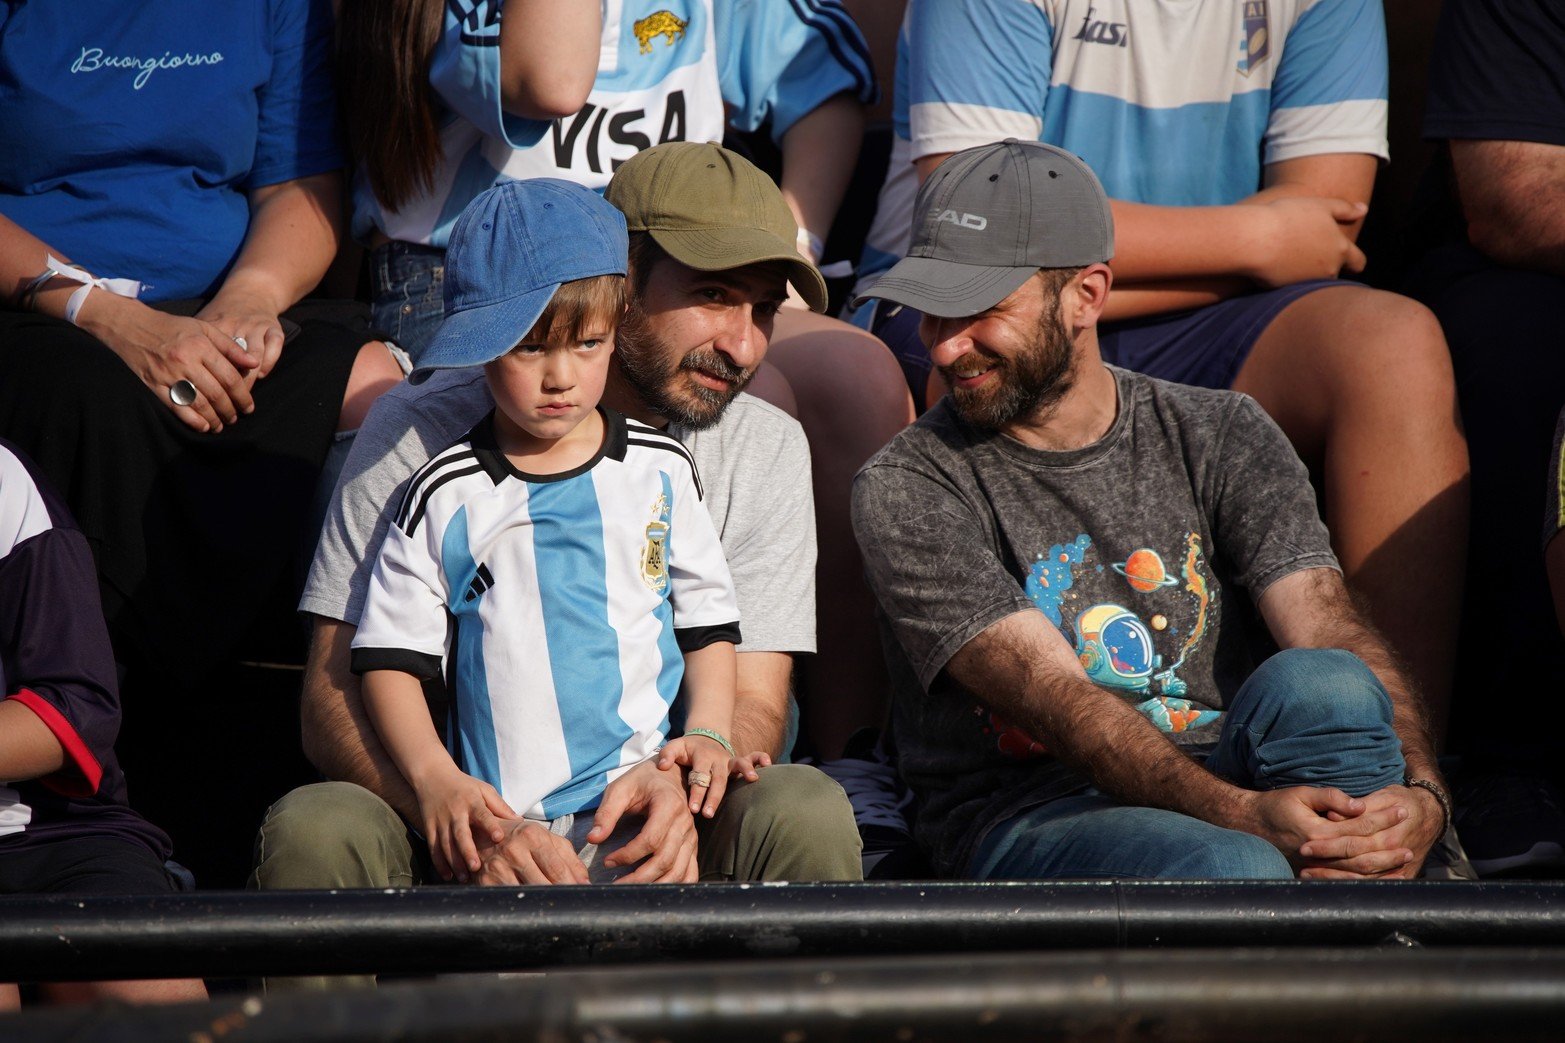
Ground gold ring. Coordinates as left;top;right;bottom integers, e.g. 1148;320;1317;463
688;771;712;789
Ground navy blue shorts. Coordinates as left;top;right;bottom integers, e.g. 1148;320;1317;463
865;279;1341;409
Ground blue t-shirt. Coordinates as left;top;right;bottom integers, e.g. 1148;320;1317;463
0;0;343;302
852;0;1389;306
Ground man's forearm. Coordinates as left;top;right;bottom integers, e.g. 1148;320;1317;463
300;618;421;822
730;651;794;759
1452;139;1565;278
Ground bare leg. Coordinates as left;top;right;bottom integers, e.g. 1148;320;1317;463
41;979;207;1005
767;308;914;758
0;983;18;1011
337;341;403;432
1232;286;1468;744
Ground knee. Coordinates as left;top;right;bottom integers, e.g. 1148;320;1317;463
1251;648;1393;730
1171;830;1292;880
252;782;411;889
1334;291;1457;405
726;764;857;841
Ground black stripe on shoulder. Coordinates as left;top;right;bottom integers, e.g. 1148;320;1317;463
674;622;742;653
626;435;704;500
396;449;480;532
351;646;444;680
403;463;484;537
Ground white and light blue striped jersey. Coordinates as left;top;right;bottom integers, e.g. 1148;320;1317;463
353;0;876;248
850;0;1389;306
351;408;740;820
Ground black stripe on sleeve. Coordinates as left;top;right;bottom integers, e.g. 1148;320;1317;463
404;463;484;536
627;436;705;500
674;622;742;652
351;647;444;679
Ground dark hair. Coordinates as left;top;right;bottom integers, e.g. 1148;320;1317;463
627;232;670;294
519;275;627;346
1036;266;1085;299
336;0;445;213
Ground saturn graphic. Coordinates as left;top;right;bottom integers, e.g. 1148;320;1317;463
1111;548;1179;592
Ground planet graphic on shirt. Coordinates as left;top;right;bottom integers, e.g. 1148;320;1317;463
1111;548;1180;593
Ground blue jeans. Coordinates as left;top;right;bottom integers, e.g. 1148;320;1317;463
370;241;446;361
969;648;1406;881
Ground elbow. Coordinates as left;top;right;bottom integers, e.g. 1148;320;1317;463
501;75;593;121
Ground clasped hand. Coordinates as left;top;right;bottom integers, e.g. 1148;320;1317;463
1247;782;1444;879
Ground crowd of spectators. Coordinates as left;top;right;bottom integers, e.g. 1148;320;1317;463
2;0;1561;1008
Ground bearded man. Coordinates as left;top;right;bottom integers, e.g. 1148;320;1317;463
850;140;1449;883
252;145;862;955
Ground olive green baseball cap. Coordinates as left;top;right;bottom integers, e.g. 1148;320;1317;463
606;142;828;313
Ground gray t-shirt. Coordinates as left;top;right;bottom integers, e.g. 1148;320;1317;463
303;368;816;654
852;366;1339;876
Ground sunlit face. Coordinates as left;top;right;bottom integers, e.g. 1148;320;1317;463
484;323;615;443
616;258;789;429
919;273;1077;430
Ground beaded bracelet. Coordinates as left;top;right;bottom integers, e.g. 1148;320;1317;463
1404;775;1453;837
684;728;735;757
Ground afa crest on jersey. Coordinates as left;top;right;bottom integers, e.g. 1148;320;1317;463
641;493;671;593
1238;0;1270;76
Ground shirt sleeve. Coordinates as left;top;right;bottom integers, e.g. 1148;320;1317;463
668;460;741;652
301;394;447;626
428;0;552;151
715;0;877;142
0;446;120;797
713;406;817;654
249;0;344;188
1206;396;1341;597
852;458;1037;691
905;0;1054;161
1264;0;1389;165
348;480;453;680
1423;0;1565;146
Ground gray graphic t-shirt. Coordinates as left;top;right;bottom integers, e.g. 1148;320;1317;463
852;366;1339;875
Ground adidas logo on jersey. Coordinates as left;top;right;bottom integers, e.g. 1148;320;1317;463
463;563;496;603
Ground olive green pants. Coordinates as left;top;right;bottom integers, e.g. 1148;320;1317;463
250;765;862;989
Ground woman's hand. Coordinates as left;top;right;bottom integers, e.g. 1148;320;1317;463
198;286;288;380
76;291;259;433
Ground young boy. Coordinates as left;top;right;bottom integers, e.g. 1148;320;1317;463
351;180;762;884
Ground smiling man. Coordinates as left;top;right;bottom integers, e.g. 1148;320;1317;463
850;140;1449;882
252;145;861;939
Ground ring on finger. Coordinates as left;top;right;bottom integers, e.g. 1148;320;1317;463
687;770;712;789
233;335;248;352
168;379;198;407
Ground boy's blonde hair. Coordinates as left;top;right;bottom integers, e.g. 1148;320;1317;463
519;274;626;346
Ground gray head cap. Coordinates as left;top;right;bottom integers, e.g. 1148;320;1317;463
853;139;1114;318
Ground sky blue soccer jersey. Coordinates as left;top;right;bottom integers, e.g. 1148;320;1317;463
351;410;740;821
852;0;1389;305
353;0;876;248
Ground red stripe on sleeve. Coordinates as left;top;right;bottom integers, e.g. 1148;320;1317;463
6;689;104;798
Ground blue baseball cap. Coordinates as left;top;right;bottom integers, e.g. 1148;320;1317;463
414;178;628;371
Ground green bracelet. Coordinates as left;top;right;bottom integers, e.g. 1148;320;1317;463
685;728;735;757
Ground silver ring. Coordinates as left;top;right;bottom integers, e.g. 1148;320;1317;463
233;335;248;352
168;379;198;407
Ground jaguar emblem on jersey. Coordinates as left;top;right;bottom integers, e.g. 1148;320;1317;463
641;493;672;593
1238;1;1271;76
634;10;687;54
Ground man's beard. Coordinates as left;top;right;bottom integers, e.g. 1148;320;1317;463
941;305;1075;430
616;303;756;430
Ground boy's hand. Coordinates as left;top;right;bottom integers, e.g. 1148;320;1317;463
416;768;517;883
728;751;773;785
659;733;734;818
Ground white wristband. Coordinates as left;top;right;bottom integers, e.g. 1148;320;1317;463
42;254;144;327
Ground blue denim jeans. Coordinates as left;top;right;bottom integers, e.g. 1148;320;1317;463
370;241;446;361
969;648;1406;881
